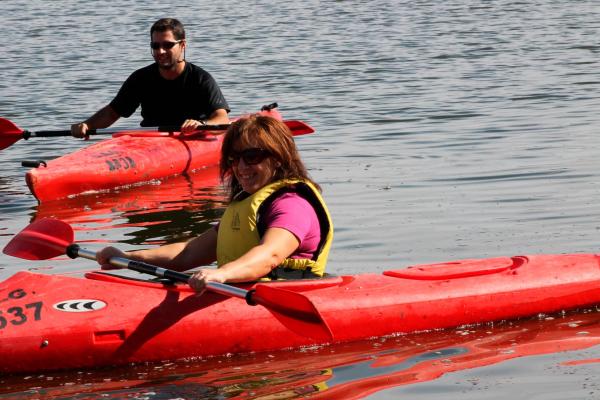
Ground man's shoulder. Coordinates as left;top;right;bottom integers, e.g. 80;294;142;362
185;62;211;76
133;63;159;75
125;63;159;82
183;63;221;88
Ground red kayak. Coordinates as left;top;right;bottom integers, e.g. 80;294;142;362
2;253;600;374
19;105;312;202
26;128;223;201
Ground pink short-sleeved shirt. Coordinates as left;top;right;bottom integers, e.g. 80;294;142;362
261;192;321;259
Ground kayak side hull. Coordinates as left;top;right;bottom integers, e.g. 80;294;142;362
26;134;223;201
25;107;283;202
1;253;600;373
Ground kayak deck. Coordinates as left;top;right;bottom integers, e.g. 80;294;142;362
1;253;600;373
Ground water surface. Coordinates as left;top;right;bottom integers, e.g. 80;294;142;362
1;0;600;398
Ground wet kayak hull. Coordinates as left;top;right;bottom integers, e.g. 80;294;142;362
1;253;600;373
26;134;223;201
25;107;283;202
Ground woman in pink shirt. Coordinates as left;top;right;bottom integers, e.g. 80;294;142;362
96;115;333;292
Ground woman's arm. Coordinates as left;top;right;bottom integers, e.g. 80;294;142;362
187;227;299;292
96;227;218;272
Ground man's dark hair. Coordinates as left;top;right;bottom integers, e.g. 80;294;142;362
150;18;186;40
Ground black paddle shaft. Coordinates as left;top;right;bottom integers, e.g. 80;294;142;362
65;244;256;304
21;124;231;139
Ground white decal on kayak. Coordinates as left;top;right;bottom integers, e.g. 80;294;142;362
53;299;106;312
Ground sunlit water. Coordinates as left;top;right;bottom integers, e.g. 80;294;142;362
1;0;600;398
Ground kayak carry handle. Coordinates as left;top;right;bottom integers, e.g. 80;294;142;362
261;102;278;111
21;160;47;168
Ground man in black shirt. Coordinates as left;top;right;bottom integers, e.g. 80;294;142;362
71;18;229;137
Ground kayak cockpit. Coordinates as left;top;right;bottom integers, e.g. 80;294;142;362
84;270;349;292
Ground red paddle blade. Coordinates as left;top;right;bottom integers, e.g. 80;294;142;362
0;117;25;150
253;284;333;341
3;218;73;260
286;120;315;136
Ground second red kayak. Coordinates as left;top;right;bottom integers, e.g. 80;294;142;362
26;130;223;201
24;106;311;202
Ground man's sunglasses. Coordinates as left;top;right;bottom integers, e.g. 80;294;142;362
227;148;270;166
150;40;182;50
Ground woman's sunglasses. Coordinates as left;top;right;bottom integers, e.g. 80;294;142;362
227;148;270;166
150;40;182;50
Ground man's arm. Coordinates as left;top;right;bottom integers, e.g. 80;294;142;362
71;105;121;138
206;108;230;125
180;108;230;133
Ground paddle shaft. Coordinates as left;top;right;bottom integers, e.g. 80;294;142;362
66;244;253;302
21;124;231;138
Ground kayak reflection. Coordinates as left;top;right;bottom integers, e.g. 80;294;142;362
2;309;599;399
32;165;225;246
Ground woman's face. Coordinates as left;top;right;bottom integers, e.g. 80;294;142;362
229;144;277;194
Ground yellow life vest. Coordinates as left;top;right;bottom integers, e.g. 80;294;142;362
216;179;333;277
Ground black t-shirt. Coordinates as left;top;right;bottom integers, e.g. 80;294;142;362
109;62;230;127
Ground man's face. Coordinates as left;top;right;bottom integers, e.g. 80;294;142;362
150;30;185;70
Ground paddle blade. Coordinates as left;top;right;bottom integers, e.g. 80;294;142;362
3;218;73;260
252;284;333;341
0;117;25;150
286;120;315;136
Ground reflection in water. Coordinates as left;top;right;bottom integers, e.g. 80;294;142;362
325;347;469;388
33;166;227;246
2;310;599;399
